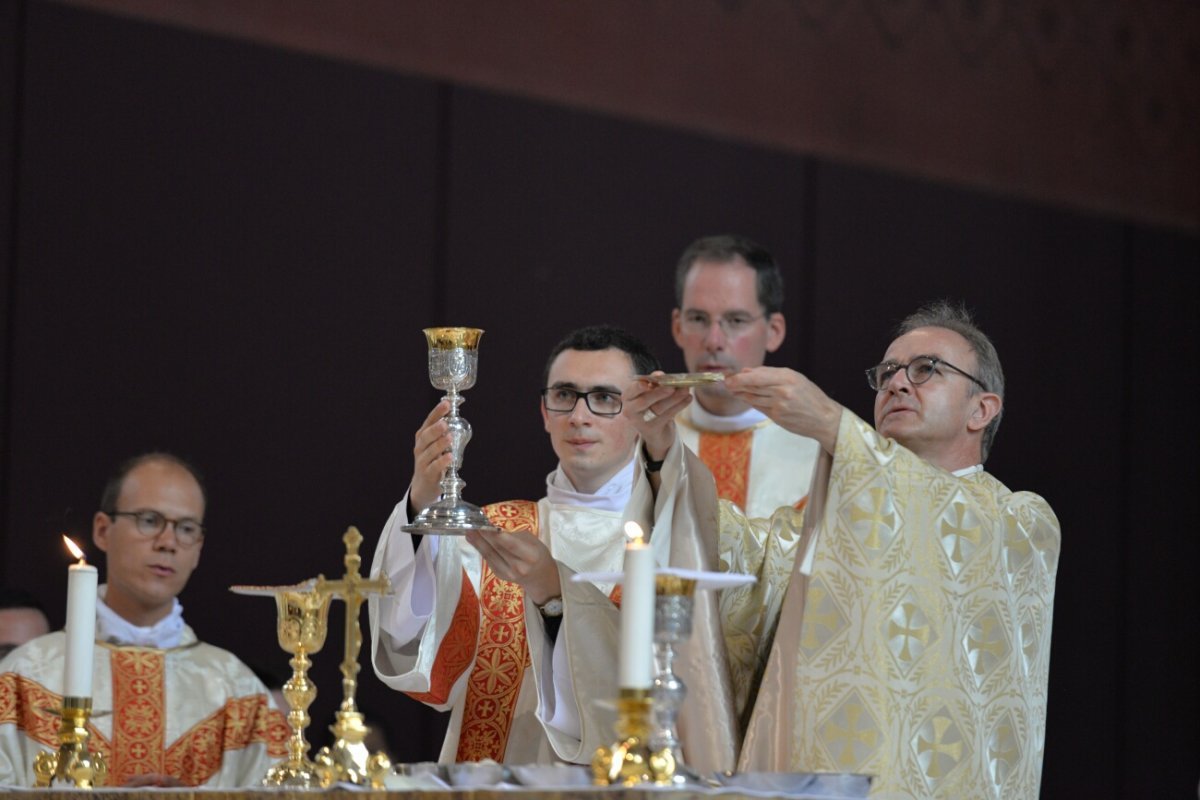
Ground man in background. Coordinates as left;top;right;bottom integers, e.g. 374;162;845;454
0;453;287;787
670;234;820;517
0;589;50;661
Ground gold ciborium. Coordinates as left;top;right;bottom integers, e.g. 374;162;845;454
32;697;108;788
264;589;333;788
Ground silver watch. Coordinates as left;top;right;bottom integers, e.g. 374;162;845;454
536;595;564;618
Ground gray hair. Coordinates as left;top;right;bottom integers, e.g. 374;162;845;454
897;301;1004;462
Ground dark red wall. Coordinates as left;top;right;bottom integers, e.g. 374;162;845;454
1;2;1196;794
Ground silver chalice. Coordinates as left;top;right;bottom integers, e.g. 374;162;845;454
403;327;498;535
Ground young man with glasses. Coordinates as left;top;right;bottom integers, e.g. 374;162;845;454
705;301;1059;800
670;235;820;517
0;454;287;787
369;325;745;773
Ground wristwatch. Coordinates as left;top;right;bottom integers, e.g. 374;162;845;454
642;443;665;473
536;595;564;618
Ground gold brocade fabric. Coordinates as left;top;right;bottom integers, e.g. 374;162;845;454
716;501;806;722
0;630;289;787
453;502;538;761
698;429;754;511
737;411;1060;800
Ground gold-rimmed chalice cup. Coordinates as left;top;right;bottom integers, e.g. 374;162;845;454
403;327;498;535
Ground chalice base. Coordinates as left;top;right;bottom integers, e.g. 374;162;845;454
402;497;498;535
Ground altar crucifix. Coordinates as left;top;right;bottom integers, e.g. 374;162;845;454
312;526;391;788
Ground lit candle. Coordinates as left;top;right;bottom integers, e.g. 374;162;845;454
618;521;654;689
62;536;97;699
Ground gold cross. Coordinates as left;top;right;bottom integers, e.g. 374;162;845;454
916;714;964;779
887;601;931;663
848;487;895;551
315;527;390;714
822;701;879;769
940;501;981;566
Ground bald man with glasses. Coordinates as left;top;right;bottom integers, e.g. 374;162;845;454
0;453;287;788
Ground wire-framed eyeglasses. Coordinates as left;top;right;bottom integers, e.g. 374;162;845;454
865;356;987;392
678;310;764;338
541;387;623;417
105;509;205;546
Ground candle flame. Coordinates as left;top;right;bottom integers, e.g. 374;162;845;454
623;521;645;545
63;535;86;562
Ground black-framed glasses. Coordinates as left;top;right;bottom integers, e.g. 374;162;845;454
865;356;988;392
105;509;205;546
541;387;623;417
679;310;765;338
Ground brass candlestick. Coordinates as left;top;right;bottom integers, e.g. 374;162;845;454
32;697;107;788
313;527;392;789
264;588;333;788
591;689;674;786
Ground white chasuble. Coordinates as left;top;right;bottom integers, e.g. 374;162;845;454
368;441;741;773
737;410;1060;800
0;628;289;788
369;472;656;765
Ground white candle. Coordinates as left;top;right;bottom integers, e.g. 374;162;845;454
618;521;655;689
62;536;97;699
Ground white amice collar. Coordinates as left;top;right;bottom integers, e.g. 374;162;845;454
953;464;985;477
545;453;637;513
689;399;767;433
96;584;186;648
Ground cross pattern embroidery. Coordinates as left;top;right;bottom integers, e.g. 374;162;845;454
887;599;933;667
915;711;968;781
964;608;1010;680
939;499;982;574
987;713;1022;787
800;580;847;655
821;694;882;769
847;486;897;553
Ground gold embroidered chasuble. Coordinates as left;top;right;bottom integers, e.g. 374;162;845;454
0;628;289;787
733;410;1060;800
676;408;821;518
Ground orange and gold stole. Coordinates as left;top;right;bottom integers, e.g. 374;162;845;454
402;502;537;761
0;649;288;786
698;430;755;511
453;500;539;761
406;500;623;762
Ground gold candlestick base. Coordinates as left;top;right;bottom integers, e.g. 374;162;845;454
591;689;675;786
33;697;108;788
314;710;392;789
